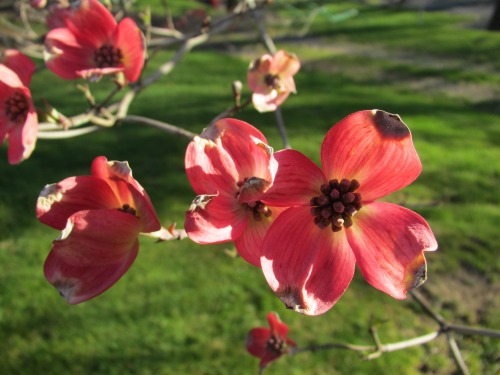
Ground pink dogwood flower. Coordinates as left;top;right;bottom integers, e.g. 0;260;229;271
247;50;300;112
246;312;296;369
260;110;438;315
44;0;145;82
185;118;284;267
0;49;38;165
36;156;161;304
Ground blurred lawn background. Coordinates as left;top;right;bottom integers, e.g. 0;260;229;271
0;1;499;374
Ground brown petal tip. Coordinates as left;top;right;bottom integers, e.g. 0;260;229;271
405;254;428;290
277;287;308;314
371;109;410;139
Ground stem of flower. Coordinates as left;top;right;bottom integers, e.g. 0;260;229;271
119;115;197;140
274;108;291;149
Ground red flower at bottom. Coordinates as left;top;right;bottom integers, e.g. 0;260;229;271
246;312;297;369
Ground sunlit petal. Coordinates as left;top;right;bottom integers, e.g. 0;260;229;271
262;149;325;207
321;109;422;201
262;206;356;315
347;202;438;299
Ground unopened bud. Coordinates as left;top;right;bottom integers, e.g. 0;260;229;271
232;80;243;106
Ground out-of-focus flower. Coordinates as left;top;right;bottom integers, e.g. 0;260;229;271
44;0;145;82
30;0;47;9
36;156;161;304
46;1;72;29
185;118;284;267
260;110;438;315
247;50;300;112
0;50;38;165
246;312;296;369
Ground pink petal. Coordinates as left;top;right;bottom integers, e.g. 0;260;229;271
234;206;287;267
346;202;438;299
252;90;292;113
45;28;95;80
113;17;145;83
90;156;161;233
270;50;300;78
186;118;273;197
65;0;116;47
185;193;247;244
6;106;38;165
0;49;36;86
185;134;239;196
44;209;141;304
268;312;288;337
321;110;422;202
211;118;273;184
76;66;124;81
262;149;326;207
247;54;273;94
246;327;272;358
261;206;356;315
0;64;24;88
252;91;279;113
37;175;120;230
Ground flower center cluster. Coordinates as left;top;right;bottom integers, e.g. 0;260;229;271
264;74;281;90
236;178;272;221
4;91;29;124
310;178;362;232
266;334;287;354
94;45;123;68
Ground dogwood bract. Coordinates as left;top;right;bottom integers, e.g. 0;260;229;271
247;50;300;112
36;156;161;304
260;110;438;315
0;50;37;164
246;312;296;369
44;0;145;82
185;118;284;267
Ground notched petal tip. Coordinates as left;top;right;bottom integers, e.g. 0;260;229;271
37;183;64;214
188;193;218;212
405;253;428;291
52;277;78;303
277;287;308;315
108;160;133;179
371;109;411;139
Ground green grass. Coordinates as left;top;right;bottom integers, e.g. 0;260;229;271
1;1;500;374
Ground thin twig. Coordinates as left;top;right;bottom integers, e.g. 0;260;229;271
119;115;197;140
446;333;471;375
274;108;290;149
37;126;102;139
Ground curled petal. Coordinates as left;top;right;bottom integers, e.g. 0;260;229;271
91;156;161;233
185;193;247;244
186;118;273;196
262;149;326;207
36;175;120;230
347;202;438;299
44;209;141;304
261;206;356;315
113;17;145;83
321;110;422;201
